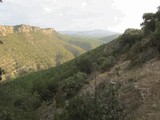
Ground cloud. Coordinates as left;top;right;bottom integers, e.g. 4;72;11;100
94;0;97;4
81;1;88;8
0;0;125;31
43;7;52;12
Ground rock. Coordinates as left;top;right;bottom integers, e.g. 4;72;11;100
0;24;56;36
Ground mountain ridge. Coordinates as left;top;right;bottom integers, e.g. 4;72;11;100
60;29;118;38
0;24;57;36
0;24;102;80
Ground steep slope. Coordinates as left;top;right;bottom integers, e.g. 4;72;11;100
100;34;120;43
0;27;160;120
59;34;103;51
39;28;160;120
0;8;160;120
0;24;101;80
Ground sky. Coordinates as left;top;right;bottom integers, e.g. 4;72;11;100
0;0;159;33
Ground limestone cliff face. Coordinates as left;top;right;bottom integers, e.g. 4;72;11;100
0;25;14;36
0;24;56;36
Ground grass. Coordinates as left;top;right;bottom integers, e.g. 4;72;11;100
0;60;78;120
0;24;160;119
0;30;102;80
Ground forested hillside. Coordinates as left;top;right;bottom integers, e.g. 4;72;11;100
0;6;160;120
0;24;101;80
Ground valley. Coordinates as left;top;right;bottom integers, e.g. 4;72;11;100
0;24;109;80
0;4;160;120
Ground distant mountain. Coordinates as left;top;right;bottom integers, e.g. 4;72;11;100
60;29;118;38
0;24;101;80
99;34;120;43
59;34;103;51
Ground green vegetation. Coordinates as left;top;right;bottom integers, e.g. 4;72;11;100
0;6;160;120
0;61;77;120
55;84;125;120
0;41;120;119
100;34;120;43
60;72;88;99
141;6;160;35
0;27;102;80
0;68;5;80
100;55;115;71
59;35;103;51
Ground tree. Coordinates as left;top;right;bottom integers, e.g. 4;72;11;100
141;6;160;35
0;0;3;80
55;53;62;66
55;84;126;120
156;6;160;21
0;68;5;81
75;57;94;74
141;13;156;34
157;6;160;11
0;40;3;44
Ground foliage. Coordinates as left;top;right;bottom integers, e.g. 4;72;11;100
59;34;102;51
154;21;160;34
0;30;99;80
1;6;160;120
141;6;160;35
141;13;156;34
32;79;59;101
0;68;5;81
100;55;115;71
100;34;120;43
0;60;77;120
13;92;41;110
55;84;125;120
0;40;3;44
119;29;143;47
75;56;94;74
61;72;88;99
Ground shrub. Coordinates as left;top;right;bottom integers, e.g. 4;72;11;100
32;79;59;101
55;84;125;120
100;56;115;71
119;29;143;50
154;21;160;34
97;57;105;66
14;92;41;111
0;68;5;81
61;72;88;99
0;109;12;120
129;48;159;68
75;57;94;74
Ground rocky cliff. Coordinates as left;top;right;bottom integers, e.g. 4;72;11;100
0;24;56;36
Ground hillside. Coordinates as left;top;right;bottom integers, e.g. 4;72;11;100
0;24;101;80
100;34;120;43
0;8;160;120
59;35;103;51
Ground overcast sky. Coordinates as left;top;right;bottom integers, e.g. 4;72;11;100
0;0;159;32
